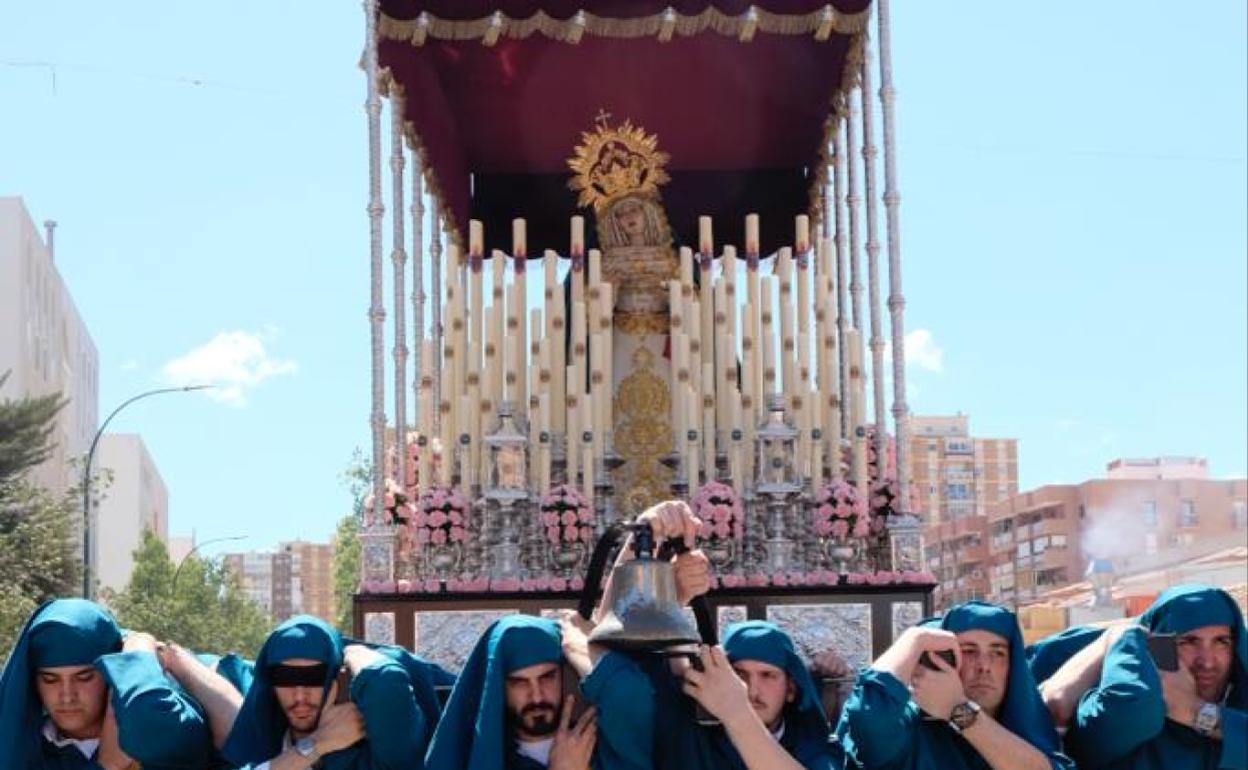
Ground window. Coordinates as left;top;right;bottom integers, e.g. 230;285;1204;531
1180;500;1197;528
1050;534;1067;548
1141;501;1158;529
946;439;973;455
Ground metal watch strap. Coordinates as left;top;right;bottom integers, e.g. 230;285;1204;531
1195;702;1220;736
948;700;981;733
294;735;318;758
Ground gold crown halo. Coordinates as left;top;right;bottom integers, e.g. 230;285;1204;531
567;119;670;213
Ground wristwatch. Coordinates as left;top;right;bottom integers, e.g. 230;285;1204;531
1195;702;1220;737
294;735;319;760
948;700;982;733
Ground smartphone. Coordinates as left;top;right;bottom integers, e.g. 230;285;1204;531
561;661;591;724
1147;633;1179;672
919;649;957;671
334;667;352;703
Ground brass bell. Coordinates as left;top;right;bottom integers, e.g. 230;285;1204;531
588;524;701;651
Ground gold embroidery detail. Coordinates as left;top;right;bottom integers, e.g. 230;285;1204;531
615;311;670;335
613;347;673;515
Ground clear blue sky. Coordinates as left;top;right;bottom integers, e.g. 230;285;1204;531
2;1;1244;555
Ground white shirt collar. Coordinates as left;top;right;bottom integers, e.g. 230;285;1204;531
41;719;100;760
516;736;555;766
771;719;786;743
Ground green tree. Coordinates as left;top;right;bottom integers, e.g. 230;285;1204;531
0;481;82;660
330;450;369;633
105;530;269;657
0;371;67;485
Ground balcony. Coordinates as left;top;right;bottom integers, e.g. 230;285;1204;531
1023;518;1070;539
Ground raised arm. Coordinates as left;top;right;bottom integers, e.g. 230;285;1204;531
158;643;243;750
682;646;806;770
344;643;426;770
1065;627;1166;767
95;632;214;768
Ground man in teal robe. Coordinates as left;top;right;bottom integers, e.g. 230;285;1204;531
834;600;1073;770
221;615;433;769
632;621;832;770
1062;584;1247;769
424;614;636;770
0;598;214;769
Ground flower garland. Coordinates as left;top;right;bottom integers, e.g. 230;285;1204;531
812;480;870;539
691;481;745;541
539;484;595;545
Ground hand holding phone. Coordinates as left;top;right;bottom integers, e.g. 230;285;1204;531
1147;633;1179;672
919;648;957;671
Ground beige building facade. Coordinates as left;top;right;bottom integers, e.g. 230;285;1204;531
987;461;1246;607
0;197;98;495
913;415;1019;607
225;540;335;624
94;434;169;592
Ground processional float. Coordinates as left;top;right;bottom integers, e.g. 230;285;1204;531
353;0;933;672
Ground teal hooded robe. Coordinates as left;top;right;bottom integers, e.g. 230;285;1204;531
220;615;429;770
834;601;1073;770
423;614;652;770
0;598;214;770
1064;584;1248;770
581;620;832;770
1026;624;1106;685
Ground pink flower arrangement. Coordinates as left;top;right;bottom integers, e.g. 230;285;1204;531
408;486;470;550
363;478;411;528
691;482;745;541
690;569;935;590
812;481;871;539
539;484;595;545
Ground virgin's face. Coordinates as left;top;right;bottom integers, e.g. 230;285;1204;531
614;200;647;242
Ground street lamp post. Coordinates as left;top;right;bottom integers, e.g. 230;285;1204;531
172;534;247;594
82;384;212;598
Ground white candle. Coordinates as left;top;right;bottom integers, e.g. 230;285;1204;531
470;219;484;258
588;249;602;287
550;284;567;434
590;331;605;458
673;332;689;452
723;245;738;341
713;282;730;440
698;215;713;257
777;248;795;406
745;213;760;258
570;215;585;258
686;387;700;488
702;361;715;481
795;214;810;255
512;218;527;258
539;392;552;491
458;394;473;497
760;277;776;397
580;392;595;503
566;365;580;484
679;246;694;296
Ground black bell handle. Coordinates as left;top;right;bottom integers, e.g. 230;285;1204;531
656;537;717;645
576;522;627;620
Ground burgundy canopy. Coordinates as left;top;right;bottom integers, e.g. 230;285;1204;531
378;1;870;256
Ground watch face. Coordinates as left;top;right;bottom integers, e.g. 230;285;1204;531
950;700;981;731
1196;703;1219;734
295;736;317;756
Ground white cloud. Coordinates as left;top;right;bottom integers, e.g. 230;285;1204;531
884;328;944;374
161;330;296;407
